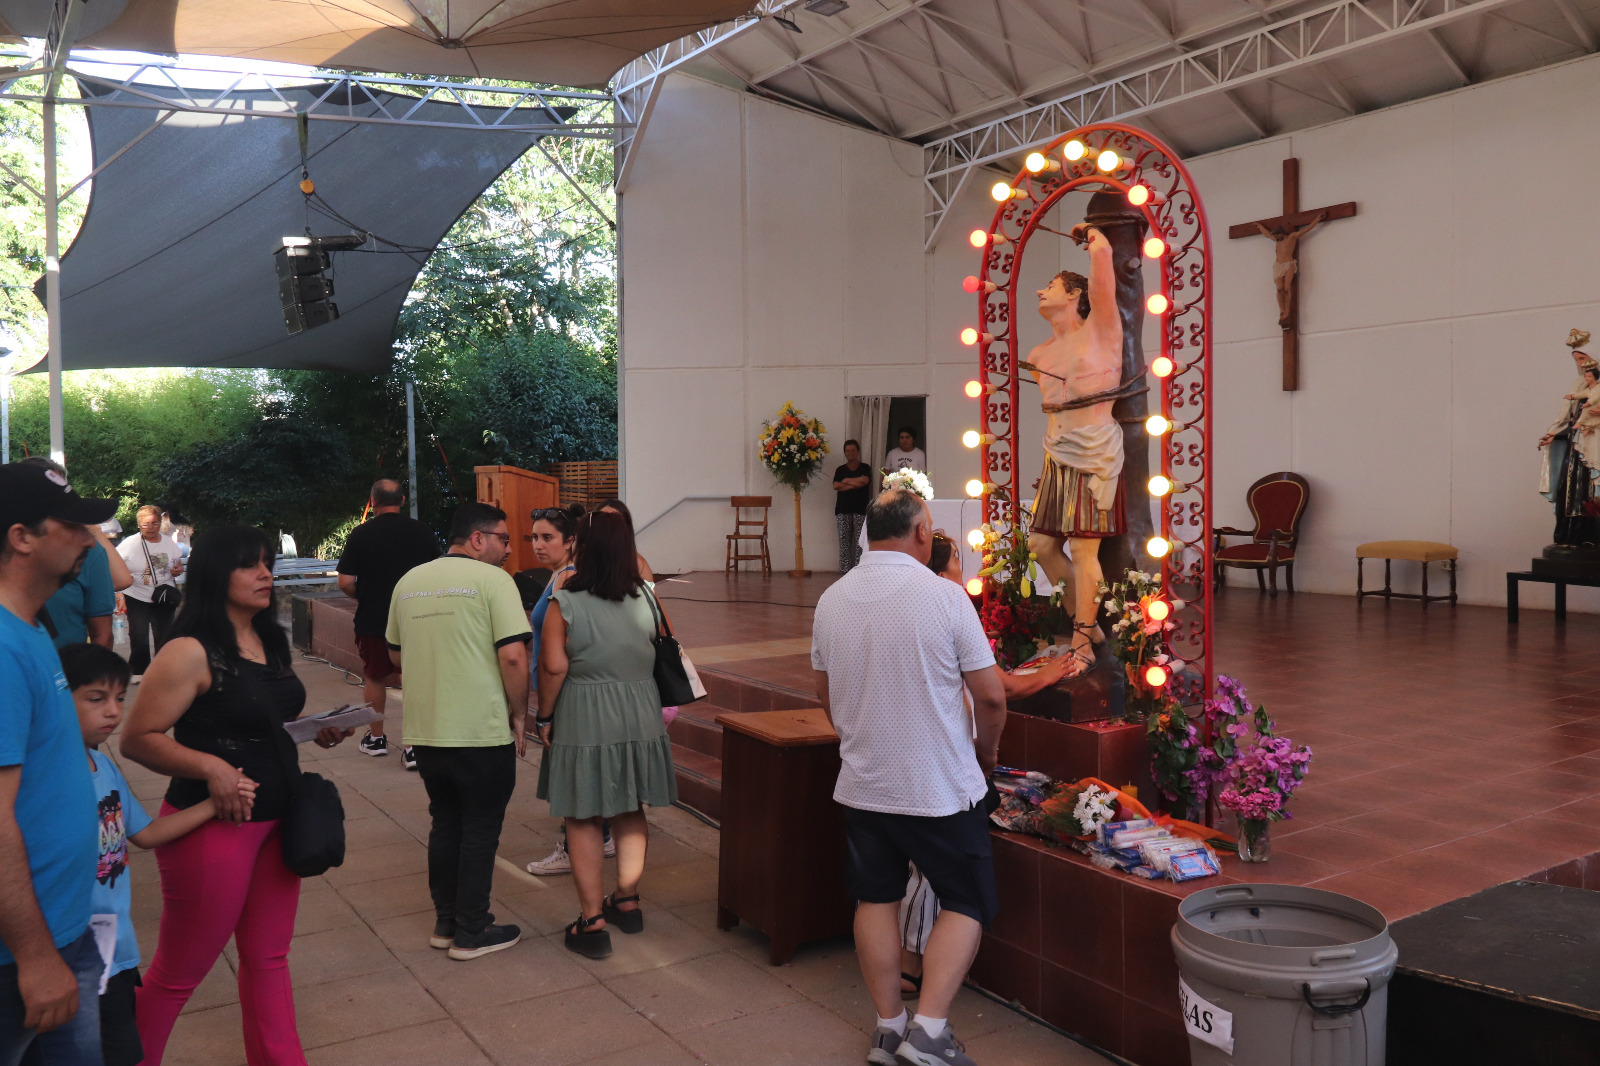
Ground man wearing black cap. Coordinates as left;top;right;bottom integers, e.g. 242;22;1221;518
0;462;117;1064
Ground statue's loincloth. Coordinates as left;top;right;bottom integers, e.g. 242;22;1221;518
1032;424;1124;539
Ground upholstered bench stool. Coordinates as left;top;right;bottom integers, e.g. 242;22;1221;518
1356;540;1458;606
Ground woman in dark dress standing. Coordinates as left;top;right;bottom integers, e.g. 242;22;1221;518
120;526;351;1065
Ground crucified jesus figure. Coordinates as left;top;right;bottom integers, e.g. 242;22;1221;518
1256;210;1326;329
1024;225;1123;678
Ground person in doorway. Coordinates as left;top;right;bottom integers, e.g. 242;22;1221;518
833;439;872;573
16;458;133;649
0;462;116;1066
387;503;531;961
117;505;184;676
523;505;617;876
534;511;678;960
336;479;441;769
884;427;926;474
120;525;354;1066
811;488;1005;1066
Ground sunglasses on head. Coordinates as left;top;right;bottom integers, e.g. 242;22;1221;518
532;508;574;522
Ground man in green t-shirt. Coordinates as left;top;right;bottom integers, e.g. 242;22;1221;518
387;502;531;961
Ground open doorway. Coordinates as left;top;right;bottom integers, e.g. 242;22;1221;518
884;396;928;475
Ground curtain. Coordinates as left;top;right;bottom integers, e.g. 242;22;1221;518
848;396;892;495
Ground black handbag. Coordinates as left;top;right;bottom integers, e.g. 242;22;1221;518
139;538;182;610
643;586;702;708
259;677;346;877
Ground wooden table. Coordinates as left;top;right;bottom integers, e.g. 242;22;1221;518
1505;570;1600;623
715;708;852;965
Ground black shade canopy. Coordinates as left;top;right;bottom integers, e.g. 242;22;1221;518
46;80;548;373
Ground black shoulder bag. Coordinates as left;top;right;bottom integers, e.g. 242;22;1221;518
139;538;183;610
642;586;703;708
253;661;346;877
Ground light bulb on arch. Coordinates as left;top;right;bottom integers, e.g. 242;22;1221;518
1096;149;1120;172
1145;414;1171;435
1146;536;1171;558
1024;152;1049;173
1147;475;1172;497
1147;293;1170;315
1062;140;1087;161
969;230;989;248
1151;356;1175;378
964;380;984;399
967;529;985;548
965;578;984;596
1147;599;1171;622
1144;664;1170;687
962;430;981;449
1127;185;1151;207
960;327;985;346
965;479;986;498
1143;237;1166;258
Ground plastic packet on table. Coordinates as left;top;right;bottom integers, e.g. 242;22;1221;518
1099;818;1154;844
1167;849;1222;882
1107;825;1169;849
1128;864;1167;880
995;781;1049;806
1138;836;1208;873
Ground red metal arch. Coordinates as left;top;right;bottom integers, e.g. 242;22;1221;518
969;122;1213;706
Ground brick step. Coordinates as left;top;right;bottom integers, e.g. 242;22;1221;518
667;701;732;760
670;743;722;822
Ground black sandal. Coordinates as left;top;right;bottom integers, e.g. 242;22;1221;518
900;972;923;1001
564;913;613;959
602;892;644;935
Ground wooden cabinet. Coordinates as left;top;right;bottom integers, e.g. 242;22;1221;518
474;465;559;573
715;708;852;965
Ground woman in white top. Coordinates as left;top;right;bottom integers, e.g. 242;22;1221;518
118;504;185;674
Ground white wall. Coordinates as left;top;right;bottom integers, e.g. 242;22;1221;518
622;56;1600;609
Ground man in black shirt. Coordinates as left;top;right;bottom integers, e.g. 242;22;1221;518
833;439;872;573
336;480;441;768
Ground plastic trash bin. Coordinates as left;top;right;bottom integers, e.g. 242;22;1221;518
1171;883;1398;1065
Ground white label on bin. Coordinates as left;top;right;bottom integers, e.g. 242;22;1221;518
1179;976;1234;1054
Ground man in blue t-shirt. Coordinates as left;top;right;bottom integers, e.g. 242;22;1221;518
17;458;134;649
0;461;117;1064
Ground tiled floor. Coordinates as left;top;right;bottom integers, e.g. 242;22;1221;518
661;572;1600;921
113;654;1111;1066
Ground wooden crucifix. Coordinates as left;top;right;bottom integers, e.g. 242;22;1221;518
1228;158;1356;391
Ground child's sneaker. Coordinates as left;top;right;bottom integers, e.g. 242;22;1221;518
358;731;387;756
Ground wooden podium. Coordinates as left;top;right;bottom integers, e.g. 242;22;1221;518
715;708;851;965
474;465;559;573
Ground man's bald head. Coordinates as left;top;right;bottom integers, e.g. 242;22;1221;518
370;480;404;510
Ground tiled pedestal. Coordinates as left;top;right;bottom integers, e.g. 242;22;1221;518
971;832;1198;1066
996;711;1156;802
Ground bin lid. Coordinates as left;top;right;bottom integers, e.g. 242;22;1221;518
1178;884;1391;965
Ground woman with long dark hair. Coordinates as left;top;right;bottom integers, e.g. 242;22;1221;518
535;511;676;959
120;526;351;1065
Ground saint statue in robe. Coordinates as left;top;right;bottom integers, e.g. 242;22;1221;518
1539;329;1599;546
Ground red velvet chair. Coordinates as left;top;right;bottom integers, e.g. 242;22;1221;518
1213;472;1310;597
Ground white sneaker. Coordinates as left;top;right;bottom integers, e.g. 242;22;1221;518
524;837;615;876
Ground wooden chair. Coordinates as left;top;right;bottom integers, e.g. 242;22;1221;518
725;496;773;576
1213;472;1310;597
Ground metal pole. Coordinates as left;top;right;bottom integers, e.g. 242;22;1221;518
406;381;418;519
43;97;64;465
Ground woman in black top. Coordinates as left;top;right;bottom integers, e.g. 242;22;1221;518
121;526;351;1065
833;438;872;573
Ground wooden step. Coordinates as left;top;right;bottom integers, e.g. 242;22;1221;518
667;701;730;760
670;743;723;822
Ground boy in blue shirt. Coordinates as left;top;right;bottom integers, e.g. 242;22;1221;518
60;644;255;1066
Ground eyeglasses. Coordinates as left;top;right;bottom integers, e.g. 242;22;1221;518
480;531;512;545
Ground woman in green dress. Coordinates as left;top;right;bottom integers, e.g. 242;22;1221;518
534;510;678;959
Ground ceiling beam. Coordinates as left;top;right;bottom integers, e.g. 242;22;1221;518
737;0;939;85
922;0;1525;242
916;8;1020;96
1312;64;1362;112
1424;28;1471;85
1222;88;1270;137
1552;0;1597;50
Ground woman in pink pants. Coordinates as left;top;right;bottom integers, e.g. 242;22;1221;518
121;526;352;1065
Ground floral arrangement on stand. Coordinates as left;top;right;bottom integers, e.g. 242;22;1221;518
1145;675;1313;860
756;402;828;575
1096;569;1180;720
882;468;934;500
972;522;1069;669
1039;781;1118;841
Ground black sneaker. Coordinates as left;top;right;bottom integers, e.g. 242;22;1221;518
358;731;388;757
402;746;417;771
429;919;455;949
448;922;521;961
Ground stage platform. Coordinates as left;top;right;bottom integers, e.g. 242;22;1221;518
659;571;1600;917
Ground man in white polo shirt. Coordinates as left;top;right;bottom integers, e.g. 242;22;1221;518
812;488;1006;1066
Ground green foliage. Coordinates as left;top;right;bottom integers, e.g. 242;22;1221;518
155;404;360;546
465;329;616;470
315;513;365;561
6;368;261;523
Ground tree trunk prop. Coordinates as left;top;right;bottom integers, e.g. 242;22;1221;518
788;486;810;577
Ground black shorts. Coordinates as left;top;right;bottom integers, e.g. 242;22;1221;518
101;966;143;1066
843;803;999;927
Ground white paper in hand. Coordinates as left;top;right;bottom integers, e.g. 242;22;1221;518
284;703;384;744
1179;976;1234;1054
